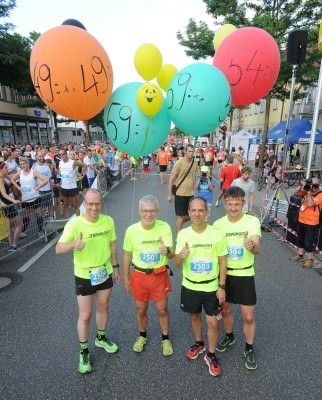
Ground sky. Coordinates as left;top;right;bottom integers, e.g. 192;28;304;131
6;0;216;90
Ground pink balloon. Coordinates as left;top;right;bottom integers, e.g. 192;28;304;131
213;27;280;106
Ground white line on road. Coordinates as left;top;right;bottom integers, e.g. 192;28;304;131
18;237;59;273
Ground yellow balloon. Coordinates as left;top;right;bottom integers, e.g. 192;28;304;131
156;64;178;91
136;82;164;117
134;43;162;81
213;24;237;50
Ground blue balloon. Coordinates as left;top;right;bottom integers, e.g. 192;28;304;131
104;82;171;158
166;63;231;137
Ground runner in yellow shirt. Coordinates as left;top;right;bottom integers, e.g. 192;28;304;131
174;197;227;377
123;194;174;356
213;186;261;370
56;189;120;374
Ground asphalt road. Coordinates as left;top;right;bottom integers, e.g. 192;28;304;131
1;167;322;400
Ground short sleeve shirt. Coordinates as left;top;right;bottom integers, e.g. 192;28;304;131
172;158;198;196
213;214;261;277
58;214;116;279
123;220;173;269
176;225;227;292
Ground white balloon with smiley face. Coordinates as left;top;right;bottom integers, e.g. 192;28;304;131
136;82;164;117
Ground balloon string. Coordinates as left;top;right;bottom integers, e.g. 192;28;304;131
130;173;136;223
138;116;151;157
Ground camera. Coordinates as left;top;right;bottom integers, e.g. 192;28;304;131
303;178;312;191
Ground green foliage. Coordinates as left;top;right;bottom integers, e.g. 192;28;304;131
177;0;321;107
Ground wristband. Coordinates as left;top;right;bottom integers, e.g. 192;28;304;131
112;264;120;269
219;283;226;289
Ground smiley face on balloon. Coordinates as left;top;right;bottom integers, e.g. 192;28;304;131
136;82;163;117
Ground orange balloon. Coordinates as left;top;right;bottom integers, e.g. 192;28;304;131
30;26;113;120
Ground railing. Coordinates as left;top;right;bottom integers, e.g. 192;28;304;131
0;159;131;261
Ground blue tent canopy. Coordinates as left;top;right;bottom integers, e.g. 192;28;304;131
250;118;322;145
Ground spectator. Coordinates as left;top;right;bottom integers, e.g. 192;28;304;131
195;165;215;220
290;176;322;268
232;166;255;214
215;154;241;207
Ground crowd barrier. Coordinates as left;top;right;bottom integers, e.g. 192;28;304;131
0;159;131;261
260;188;322;266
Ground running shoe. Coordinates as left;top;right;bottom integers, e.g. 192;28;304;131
244;349;257;370
204;353;221;376
95;337;119;353
289;254;304;262
78;351;92;374
186;343;206;360
216;335;235;352
133;336;147;353
8;244;25;252
162;339;173;356
303;259;313;268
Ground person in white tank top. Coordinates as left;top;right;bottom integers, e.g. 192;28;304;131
58;150;86;219
11;157;48;237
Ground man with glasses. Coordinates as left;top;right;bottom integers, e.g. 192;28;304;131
290;176;321;268
56;189;120;374
123;194;174;356
168;144;198;233
59;150;86;219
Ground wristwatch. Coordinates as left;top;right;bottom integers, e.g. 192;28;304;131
219;283;226;289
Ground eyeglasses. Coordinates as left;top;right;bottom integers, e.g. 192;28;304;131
85;202;101;207
60;152;67;156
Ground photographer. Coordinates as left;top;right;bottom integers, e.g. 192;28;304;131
290;176;321;268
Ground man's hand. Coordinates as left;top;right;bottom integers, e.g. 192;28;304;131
73;232;85;251
113;268;121;284
167;195;173;203
244;231;254;251
159;236;167;256
216;288;226;305
179;242;190;260
123;276;131;293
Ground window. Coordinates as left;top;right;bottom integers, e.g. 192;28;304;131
273;98;278;110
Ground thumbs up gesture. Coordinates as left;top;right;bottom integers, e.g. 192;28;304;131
74;232;85;251
243;231;254;251
159;236;167;255
180;242;190;260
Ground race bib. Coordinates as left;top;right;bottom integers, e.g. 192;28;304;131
140;250;161;265
190;258;213;274
21;185;32;193
228;245;244;260
90;266;108;286
61;173;70;179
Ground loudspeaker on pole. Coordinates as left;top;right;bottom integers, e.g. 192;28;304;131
287;31;308;65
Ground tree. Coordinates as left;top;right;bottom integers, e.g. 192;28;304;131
177;0;321;165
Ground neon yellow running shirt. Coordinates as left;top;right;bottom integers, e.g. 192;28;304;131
58;214;116;279
176;225;227;292
123;220;173;269
213;214;261;277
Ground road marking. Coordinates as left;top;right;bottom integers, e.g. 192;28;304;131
18;237;59;273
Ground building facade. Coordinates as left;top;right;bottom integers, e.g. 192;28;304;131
0;84;51;145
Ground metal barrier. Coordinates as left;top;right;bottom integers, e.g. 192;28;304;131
0;159;131;261
0;192;59;260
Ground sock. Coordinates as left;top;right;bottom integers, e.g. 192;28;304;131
226;332;234;340
207;351;215;357
80;341;89;353
97;330;106;340
162;334;169;341
245;343;253;351
139;331;147;338
196;340;204;346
